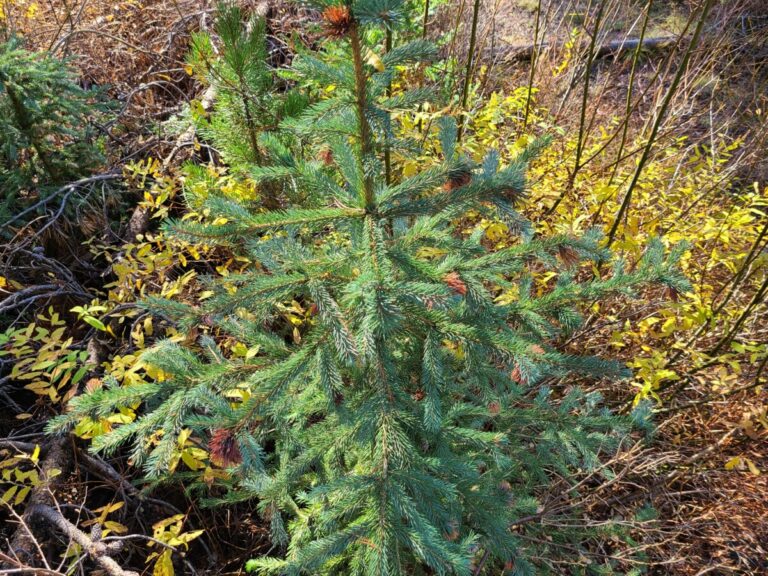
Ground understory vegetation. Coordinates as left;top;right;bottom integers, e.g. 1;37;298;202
0;0;766;575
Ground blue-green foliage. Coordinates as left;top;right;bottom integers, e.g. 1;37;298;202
51;1;687;574
0;38;106;229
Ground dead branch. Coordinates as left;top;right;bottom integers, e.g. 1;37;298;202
2;437;72;570
25;505;139;576
0;550;64;575
501;35;679;63
0;173;121;231
77;451;138;499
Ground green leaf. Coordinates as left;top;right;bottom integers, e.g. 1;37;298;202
83;316;107;331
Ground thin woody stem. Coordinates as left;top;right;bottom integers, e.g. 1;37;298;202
349;22;376;209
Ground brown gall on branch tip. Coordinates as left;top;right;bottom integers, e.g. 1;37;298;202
322;5;353;38
209;428;242;467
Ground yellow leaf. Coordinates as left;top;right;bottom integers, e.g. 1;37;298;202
107;413;134;425
745;457;761;476
153;514;185;533
14;486;30;506
231;342;248;357
180;450;205;471
93;501;125;516
171;529;204;546
402;161;418;178
417;247;448;259
190;99;207;121
177;429;192;447
724;456;741;470
2;486;18;503
365;48;385;72
153;549;174;576
484;222;509;242
104;520;129;534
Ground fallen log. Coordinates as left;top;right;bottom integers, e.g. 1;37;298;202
500;35;679;63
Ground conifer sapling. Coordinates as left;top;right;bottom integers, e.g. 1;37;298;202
52;1;689;573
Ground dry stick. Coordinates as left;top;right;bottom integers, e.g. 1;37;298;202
754;350;768;384
446;0;468;95
707;271;768;356
609;0;653;186
570;39;688;186
456;0;481;143
0;284;90;316
77;452;139;499
473;0;503;101
579;1;643;156
606;0;715;248
61;0;88;57
709;215;768;317
604;97;752;223
0;551;64;576
564;6;641;172
572;31;696;211
571;0;609;159
126;9;222;242
25;505;139;576
472;441;645;573
546;0;607;215
599;428;738;509
523;0;544;130
661;96;760;227
552;0;596;124
45;0;87;53
100;534;200;576
3;505;52;573
415;0;430;133
656;272;768;401
583;5;760;223
50;28;158;57
657;351;768;414
1;173;121;230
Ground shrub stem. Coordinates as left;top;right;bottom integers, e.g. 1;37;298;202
457;0;481;142
606;0;715;247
